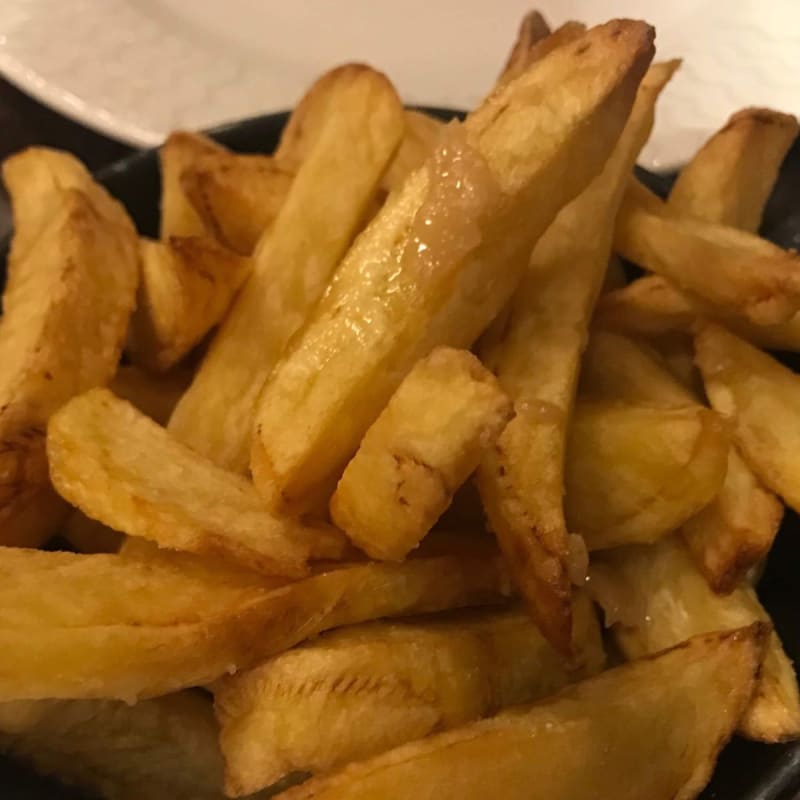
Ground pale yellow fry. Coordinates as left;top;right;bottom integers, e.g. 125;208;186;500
0;540;509;701
330;348;511;560
279;626;766;800
168;66;405;472
475;60;676;655
216;596;603;797
381;111;445;195
495;10;553;84
668;107;798;232
252;21;655;516
589;536;800;742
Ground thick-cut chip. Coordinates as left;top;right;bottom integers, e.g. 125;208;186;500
589;537;800;742
0;538;510;701
109;364;194;426
581;331;783;592
496;10;552;84
217;596;604;797
668;107;798;232
168;66;405;472
565;401;728;550
0;184;139;547
47;389;343;577
128;236;252;372
330;348;511;560
251;21;655;516
380;111;444;195
476;60;675;654
279;626;766;800
0;692;228;800
181;152;294;255
696;322;800;512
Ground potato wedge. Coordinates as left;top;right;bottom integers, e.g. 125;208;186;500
0;538;510;701
476;60;675;654
589;537;800;742
330;348;511;560
0;186;139;547
128;236;252;372
251;21;655;515
109;363;193;426
668;107;798;232
216;596;603;797
0;692;228;800
279;626;766;800
380;111;445;196
168;66;405;472
496;10;552;84
48;388;344;576
565;401;728;550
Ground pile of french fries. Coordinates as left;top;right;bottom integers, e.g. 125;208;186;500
0;10;799;800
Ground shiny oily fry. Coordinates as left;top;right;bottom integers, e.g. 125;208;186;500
216;596;604;797
668;107;798;232
0;692;229;800
589;537;800;742
280;627;766;800
169;65;405;472
47;388;342;577
330;348;511;560
0;186;138;547
565;401;728;551
0;540;509;701
128;236;252;372
495;10;552;84
696;323;800;512
477;60;676;654
581;331;783;592
252;21;655;514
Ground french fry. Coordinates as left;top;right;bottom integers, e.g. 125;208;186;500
128;236;252;372
279;626;766;800
668;107;798;232
252;21;655;517
62;511;123;554
109;363;193;426
0;692;229;800
380;111;444;195
476;61;676;653
496;10;552;84
565;401;728;550
216;596;604;797
47;388;344;577
589;537;800;742
330;348;511;560
0;537;510;701
168;65;405;472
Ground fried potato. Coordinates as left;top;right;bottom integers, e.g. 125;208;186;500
216;596;603;797
668;107;798;232
0;536;509;701
380;111;444;195
251;21;655;516
565;401;728;550
602;253;627;292
62;510;123;554
0;692;228;800
109;363;193;426
476;60;675;654
496;10;552;84
48;388;345;576
330;348;511;560
589;537;800;742
181;152;294;255
128;236;252;372
279;626;766;800
696;322;800;512
168;66;405;472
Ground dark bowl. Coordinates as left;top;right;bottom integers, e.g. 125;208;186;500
1;110;799;800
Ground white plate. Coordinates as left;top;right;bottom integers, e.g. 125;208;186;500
1;0;800;169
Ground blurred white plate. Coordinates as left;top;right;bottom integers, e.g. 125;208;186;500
1;0;800;169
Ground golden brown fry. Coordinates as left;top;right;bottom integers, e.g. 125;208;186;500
380;111;444;195
476;60;675;653
109;364;193;426
48;388;342;577
589;537;800;742
252;21;655;516
280;626;766;800
330;348;511;560
0;539;509;701
500;20;588;85
128;236;252;372
668;107;798;232
169;66;405;472
0;692;228;800
496;10;552;84
217;596;603;797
